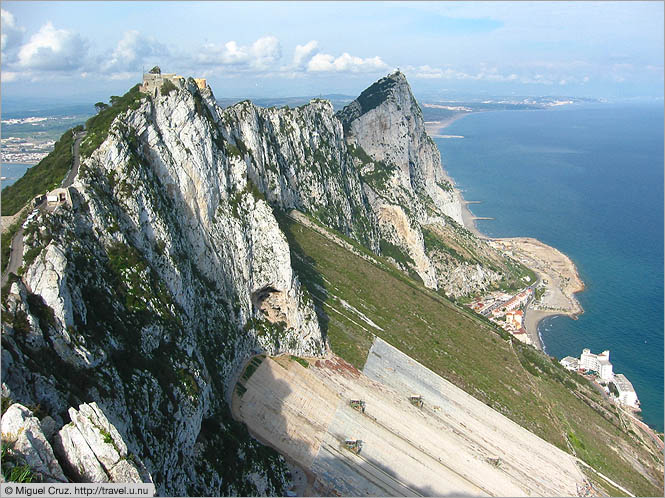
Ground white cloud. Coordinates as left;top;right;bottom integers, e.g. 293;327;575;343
102;30;168;74
1;9;25;62
251;36;281;68
405;64;573;86
197;36;281;69
307;52;388;73
1;71;18;82
407;65;470;79
17;22;87;71
292;40;318;67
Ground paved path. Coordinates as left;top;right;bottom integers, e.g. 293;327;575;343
2;226;24;287
63;131;86;187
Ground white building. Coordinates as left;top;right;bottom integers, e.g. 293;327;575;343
560;356;580;371
580;348;614;381
613;374;639;408
501;289;532;313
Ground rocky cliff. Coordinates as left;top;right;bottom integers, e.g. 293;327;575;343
2;72;532;494
337;72;526;294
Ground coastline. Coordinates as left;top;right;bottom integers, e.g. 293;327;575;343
426;113;488;241
424;112;470;137
433;114;584;352
490;237;585;351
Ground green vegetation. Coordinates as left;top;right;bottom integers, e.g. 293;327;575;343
348;139;398;192
289;355;309;368
437;180;454;192
1;440;34;483
608;382;619;397
105;241;180;326
347;143;373;165
360;160;397;192
235;383;247;397
277;212;662;496
379;238;415;267
241;355;265;382
579;464;630;498
160;79;178;95
421;222;536;295
1;396;13;415
1;127;80;216
80;84;145;159
422;226;466;262
350;76;397;118
100;427;114;445
11;309;30;337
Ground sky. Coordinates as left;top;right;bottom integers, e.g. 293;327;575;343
1;1;663;104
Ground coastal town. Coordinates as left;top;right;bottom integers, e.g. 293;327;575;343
1;136;55;164
467;286;536;345
459;234;584;349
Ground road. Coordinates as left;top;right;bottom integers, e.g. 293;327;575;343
1;226;25;287
63;131;86;187
621;409;664;452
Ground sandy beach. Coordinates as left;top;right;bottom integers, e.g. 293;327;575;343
458;198;488;239
523;309;557;350
424;112;470;137
489;237;585;351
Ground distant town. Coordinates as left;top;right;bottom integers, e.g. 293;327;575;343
1;136;55;164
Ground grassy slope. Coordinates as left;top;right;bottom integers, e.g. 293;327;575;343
278;211;662;497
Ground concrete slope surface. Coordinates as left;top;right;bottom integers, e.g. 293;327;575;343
233;341;586;496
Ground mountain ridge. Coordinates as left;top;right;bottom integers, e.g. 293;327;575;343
1;72;662;495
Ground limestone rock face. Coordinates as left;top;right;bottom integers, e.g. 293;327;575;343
1;403;67;483
338;71;464;287
53;403;149;483
1;78;327;495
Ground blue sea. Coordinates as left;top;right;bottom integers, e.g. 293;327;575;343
434;103;664;432
1;163;32;188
